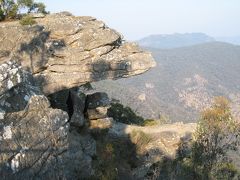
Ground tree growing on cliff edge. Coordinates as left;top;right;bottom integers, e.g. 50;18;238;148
191;96;240;179
0;0;47;21
147;97;240;179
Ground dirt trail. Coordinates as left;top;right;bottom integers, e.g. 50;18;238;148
109;122;197;138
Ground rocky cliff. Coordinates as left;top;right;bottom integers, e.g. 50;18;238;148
0;12;155;95
0;12;195;179
0;12;156;179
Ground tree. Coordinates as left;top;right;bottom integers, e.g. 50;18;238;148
0;0;18;20
0;0;47;21
18;0;47;13
148;97;240;180
107;102;145;125
191;96;240;179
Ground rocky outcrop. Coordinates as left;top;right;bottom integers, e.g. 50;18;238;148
86;92;110;120
1;95;69;179
0;12;156;95
0;12;156;179
0;60;101;179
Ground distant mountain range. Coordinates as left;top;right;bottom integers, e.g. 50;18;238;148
137;33;240;49
92;41;240;123
216;36;240;45
137;33;215;49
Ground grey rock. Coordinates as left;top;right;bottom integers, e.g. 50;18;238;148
0;12;157;179
0;60;24;96
69;90;86;127
86;92;110;109
0;95;69;179
0;12;156;95
0;61;96;179
67;130;96;178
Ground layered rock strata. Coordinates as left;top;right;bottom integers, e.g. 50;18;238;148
0;12;156;179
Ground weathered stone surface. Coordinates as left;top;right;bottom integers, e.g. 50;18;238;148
0;60;23;96
0;60;97;178
87;106;108;120
67;130;96;178
69;90;86;127
0;60;40;120
0;12;157;179
0;12;156;95
86;92;110;109
0;95;69;179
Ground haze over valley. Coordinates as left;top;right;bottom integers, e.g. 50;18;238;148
93;33;240;122
1;0;240;179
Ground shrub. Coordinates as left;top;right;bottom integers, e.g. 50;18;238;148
130;130;152;152
93;140;118;180
147;96;240;180
0;9;4;20
211;162;240;180
107;102;144;125
143;119;159;126
19;14;35;25
190;97;240;179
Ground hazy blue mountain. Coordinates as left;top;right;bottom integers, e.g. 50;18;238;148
216;36;240;45
92;42;240;123
137;33;215;49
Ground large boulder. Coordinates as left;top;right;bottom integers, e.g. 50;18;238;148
86;92;110;120
0;95;69;179
0;12;156;95
0;63;96;179
0;12;157;179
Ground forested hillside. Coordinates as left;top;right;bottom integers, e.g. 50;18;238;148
93;42;240;122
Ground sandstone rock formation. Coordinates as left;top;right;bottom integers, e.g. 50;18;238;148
0;12;156;95
86;92;110;120
0;12;156;179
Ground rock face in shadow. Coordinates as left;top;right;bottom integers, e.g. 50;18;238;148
108;122;196;179
0;12;156;95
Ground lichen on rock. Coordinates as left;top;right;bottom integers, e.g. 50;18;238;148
0;12;156;95
0;12;157;179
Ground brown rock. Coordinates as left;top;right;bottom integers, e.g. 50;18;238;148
0;12;156;95
89;117;113;130
87;106;109;120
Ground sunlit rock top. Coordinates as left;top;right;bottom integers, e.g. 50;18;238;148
0;12;156;94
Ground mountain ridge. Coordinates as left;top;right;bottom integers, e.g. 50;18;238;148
93;41;240;122
137;32;215;49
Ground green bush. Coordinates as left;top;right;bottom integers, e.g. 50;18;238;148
211;162;240;180
0;9;4;20
107;102;144;125
19;14;36;25
189;97;240;179
143;119;158;126
0;0;47;22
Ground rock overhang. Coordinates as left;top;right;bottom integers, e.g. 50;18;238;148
0;12;156;95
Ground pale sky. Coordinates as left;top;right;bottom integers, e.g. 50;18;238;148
36;0;240;41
